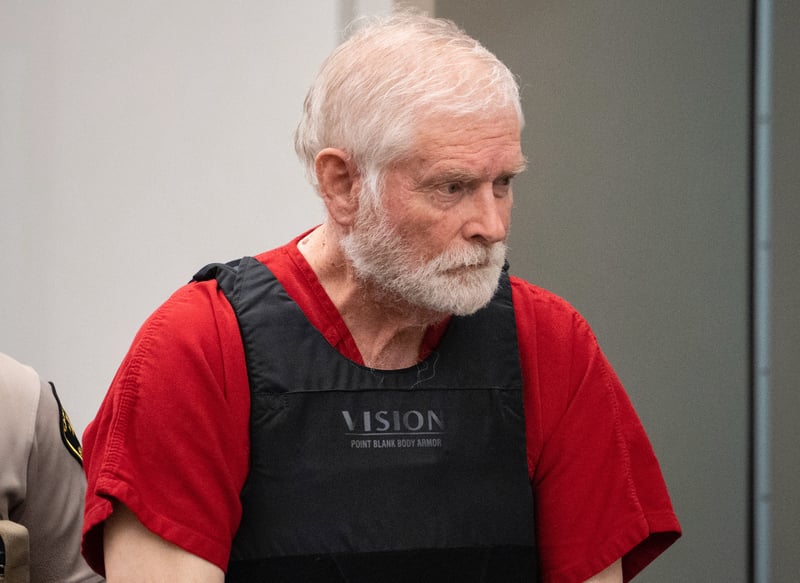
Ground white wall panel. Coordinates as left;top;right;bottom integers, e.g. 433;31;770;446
0;1;340;433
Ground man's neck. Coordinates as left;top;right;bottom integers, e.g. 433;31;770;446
297;224;447;369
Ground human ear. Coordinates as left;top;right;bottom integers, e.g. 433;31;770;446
315;148;361;226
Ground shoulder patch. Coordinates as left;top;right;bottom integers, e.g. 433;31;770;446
49;382;83;466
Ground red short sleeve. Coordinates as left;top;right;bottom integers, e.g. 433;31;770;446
81;280;251;575
512;278;680;582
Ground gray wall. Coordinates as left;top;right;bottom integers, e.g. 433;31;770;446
771;0;800;579
436;0;751;581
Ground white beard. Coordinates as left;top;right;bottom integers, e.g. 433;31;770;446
340;196;507;316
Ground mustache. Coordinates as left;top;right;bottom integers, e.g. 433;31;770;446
427;242;507;273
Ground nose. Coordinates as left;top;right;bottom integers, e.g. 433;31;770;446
462;185;511;244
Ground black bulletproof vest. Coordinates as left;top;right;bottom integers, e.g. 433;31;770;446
194;257;537;582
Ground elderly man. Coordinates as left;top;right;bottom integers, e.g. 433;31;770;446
82;12;680;583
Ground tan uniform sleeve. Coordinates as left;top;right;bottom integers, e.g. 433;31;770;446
0;353;103;582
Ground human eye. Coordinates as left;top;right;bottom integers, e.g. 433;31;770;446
429;178;469;200
420;171;476;203
443;182;465;195
493;175;514;197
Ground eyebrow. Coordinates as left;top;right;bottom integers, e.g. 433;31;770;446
511;158;529;175
423;160;528;186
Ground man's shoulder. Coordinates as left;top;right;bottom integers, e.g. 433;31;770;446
199;237;300;277
508;275;581;317
507;274;598;345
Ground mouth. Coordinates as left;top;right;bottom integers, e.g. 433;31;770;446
443;260;489;274
432;242;503;276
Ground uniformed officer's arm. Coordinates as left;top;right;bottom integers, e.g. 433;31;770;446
24;379;102;582
104;503;224;582
583;558;622;582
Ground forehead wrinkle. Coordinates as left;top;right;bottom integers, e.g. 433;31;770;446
397;112;523;182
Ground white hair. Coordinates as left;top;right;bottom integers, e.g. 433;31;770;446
294;11;524;199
